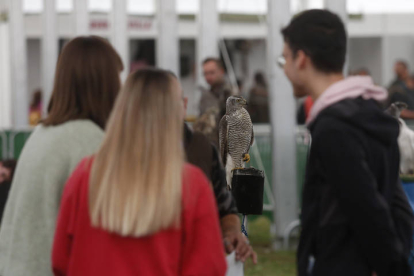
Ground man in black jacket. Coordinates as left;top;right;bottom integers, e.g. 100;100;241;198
280;10;414;276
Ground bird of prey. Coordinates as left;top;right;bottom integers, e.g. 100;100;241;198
193;106;220;147
386;102;414;174
386;102;408;119
219;96;254;189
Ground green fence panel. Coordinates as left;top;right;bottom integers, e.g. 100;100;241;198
250;135;273;204
296;143;309;208
1;125;311;226
296;127;310;210
248;126;310;222
0;132;7;160
9;130;32;159
0;131;12;160
249;133;273;221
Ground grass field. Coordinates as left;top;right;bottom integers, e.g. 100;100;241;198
244;216;297;276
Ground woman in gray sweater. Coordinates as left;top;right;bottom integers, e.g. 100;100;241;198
0;36;123;276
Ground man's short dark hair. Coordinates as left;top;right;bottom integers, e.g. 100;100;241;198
282;9;347;73
202;57;224;69
396;60;408;70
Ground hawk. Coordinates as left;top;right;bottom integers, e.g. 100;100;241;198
219;96;254;189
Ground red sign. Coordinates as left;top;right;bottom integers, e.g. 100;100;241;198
88;18;153;31
128;19;153;30
90;20;109;30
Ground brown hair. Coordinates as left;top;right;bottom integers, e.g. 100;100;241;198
396;60;408;70
30;89;42;110
89;68;184;237
202;57;224;69
43;36;124;129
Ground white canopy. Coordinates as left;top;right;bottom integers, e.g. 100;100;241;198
21;0;414;15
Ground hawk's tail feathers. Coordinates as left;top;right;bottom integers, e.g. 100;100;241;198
225;155;234;189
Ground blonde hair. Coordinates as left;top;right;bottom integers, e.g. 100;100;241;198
89;68;184;237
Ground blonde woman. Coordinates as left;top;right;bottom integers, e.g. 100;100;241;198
52;69;227;276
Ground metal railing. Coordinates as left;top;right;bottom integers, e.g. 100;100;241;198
0;132;7;160
0;127;33;160
8;129;32;159
0;125;312;249
283;126;311;249
252;124;275;211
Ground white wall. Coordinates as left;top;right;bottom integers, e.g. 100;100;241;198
348;37;383;84
245;40;267;97
0;22;12;128
348;14;414;37
348;36;414;88
229;40;267;99
15;12;414;124
27;39;42;102
323;36;414;88
16;12;414;39
0;0;8;10
179;39;197;117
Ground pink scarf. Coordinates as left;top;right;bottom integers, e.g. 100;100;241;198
306;76;388;125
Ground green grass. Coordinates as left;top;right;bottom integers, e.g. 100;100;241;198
244;216;297;276
245;249;296;276
247;216;273;247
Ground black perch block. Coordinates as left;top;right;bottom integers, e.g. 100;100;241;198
231;168;265;215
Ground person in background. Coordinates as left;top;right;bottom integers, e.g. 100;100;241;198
183;97;257;264
29;89;42;126
391;61;410;87
388;61;414;120
248;71;270;123
0;159;16;224
195;58;233;147
281;10;414;275
0;36;123;276
52;69;227;276
199;58;232;117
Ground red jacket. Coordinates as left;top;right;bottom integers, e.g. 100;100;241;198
52;158;227;276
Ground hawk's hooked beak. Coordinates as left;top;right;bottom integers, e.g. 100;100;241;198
243;99;248;106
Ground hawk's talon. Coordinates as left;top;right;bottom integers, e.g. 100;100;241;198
231;167;244;172
243;153;250;163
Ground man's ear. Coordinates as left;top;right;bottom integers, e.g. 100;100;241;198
295;50;308;70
